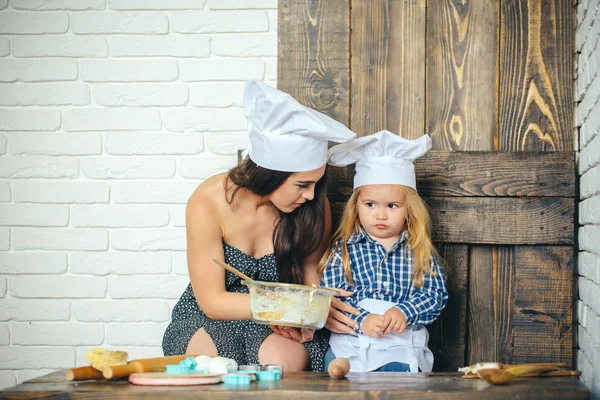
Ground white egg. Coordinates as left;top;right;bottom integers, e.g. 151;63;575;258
194;355;213;370
209;357;238;374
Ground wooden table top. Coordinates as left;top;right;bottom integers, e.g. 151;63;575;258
0;370;590;399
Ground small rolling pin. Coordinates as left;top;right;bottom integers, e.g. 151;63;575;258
66;366;105;381
328;357;350;379
103;355;194;379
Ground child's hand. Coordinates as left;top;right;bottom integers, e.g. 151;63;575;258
382;307;407;335
361;314;386;338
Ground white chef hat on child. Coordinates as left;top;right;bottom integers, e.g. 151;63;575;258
243;80;356;172
327;130;432;190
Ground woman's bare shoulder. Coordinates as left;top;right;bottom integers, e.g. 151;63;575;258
187;173;229;218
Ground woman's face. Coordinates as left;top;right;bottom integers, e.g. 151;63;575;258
268;164;326;213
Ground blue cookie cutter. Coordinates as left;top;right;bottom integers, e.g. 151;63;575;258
256;371;281;381
223;373;251;385
179;357;197;369
165;356;199;374
165;365;192;374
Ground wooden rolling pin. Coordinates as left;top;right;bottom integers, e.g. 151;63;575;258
66;366;105;381
328;357;350;379
103;355;195;380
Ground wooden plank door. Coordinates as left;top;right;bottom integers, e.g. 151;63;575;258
278;0;575;371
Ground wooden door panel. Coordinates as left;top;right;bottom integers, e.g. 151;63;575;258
279;0;575;371
499;0;574;151
277;0;350;124
426;0;499;151
427;197;574;244
496;245;573;367
331;197;574;244
327;152;575;198
351;0;426;138
467;245;497;364
428;243;468;371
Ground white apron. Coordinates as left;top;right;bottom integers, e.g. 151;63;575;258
329;298;434;372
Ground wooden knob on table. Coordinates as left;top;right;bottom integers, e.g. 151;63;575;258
328;357;350;379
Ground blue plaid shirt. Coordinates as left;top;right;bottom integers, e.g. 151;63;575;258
321;227;448;330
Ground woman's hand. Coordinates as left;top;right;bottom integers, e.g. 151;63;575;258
325;290;359;335
271;326;314;343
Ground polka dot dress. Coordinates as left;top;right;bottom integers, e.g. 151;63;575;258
162;243;329;371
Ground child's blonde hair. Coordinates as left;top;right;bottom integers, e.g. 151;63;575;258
319;185;441;288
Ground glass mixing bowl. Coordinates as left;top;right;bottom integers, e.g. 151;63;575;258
242;281;338;329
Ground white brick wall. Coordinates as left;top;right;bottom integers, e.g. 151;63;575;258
577;0;600;398
0;0;277;389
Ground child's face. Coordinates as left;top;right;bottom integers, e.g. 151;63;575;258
357;185;408;243
268;164;326;213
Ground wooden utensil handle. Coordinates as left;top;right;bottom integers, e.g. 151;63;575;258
66;366;105;381
513;362;567;369
523;370;581;377
462;370;581;379
505;365;559;376
213;259;254;281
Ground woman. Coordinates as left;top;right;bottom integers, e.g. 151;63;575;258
162;80;356;371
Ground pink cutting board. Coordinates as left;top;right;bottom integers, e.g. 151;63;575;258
129;372;223;386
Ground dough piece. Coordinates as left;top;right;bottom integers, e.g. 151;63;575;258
85;349;128;371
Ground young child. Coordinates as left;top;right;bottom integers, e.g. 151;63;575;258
319;130;448;373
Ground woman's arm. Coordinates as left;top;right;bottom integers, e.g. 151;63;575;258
272;197;333;342
320;248;362;335
273;198;341;342
186;187;251;321
310;198;360;334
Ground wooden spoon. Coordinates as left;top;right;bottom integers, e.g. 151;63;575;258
460;362;566;375
477;365;561;385
213;259;254;281
462;370;580;379
497;362;566;369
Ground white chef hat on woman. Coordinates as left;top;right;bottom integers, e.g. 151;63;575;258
243;80;356;172
328;130;431;190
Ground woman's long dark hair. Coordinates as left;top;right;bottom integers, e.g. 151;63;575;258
226;157;327;284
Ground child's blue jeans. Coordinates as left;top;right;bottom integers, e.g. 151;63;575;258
323;347;411;372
